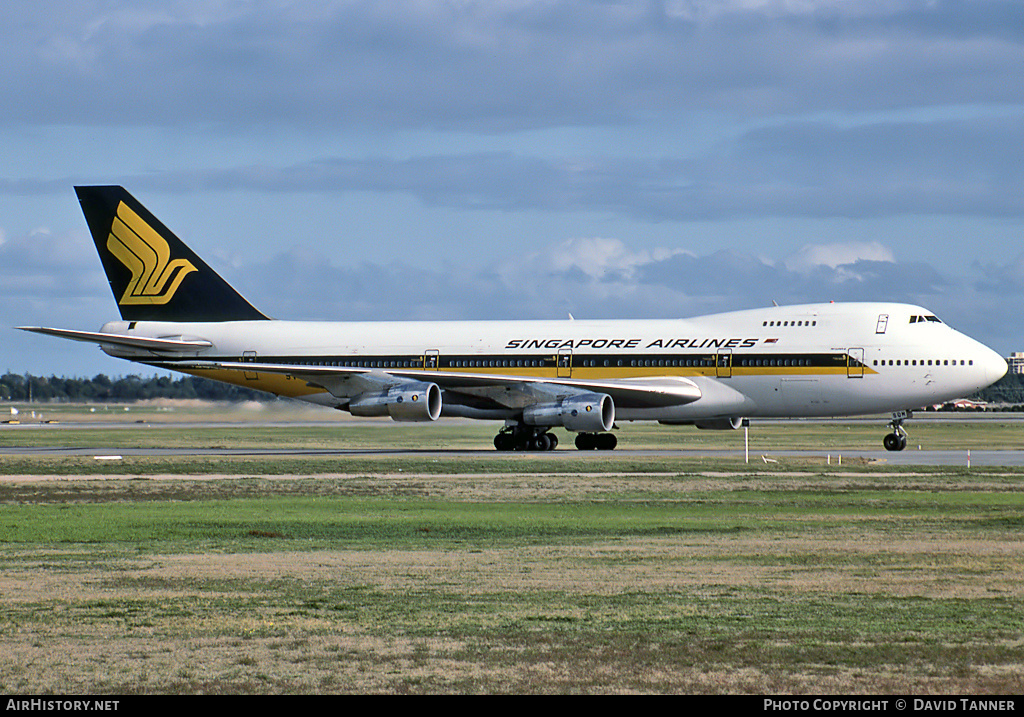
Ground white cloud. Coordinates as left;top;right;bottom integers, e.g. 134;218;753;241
784;241;896;273
520;237;689;281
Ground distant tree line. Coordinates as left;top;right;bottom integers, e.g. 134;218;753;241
971;371;1024;407
0;372;275;403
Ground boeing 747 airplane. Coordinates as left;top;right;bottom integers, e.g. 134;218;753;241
19;186;1008;451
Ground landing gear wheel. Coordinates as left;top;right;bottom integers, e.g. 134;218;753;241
882;432;906;452
494;426;559;452
494;431;516;451
531;432;552;452
575;432;617;451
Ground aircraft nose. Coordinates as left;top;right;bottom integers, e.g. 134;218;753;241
982;346;1008;385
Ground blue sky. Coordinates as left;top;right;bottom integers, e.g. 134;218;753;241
2;0;1023;377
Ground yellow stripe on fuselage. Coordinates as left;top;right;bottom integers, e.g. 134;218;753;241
168;361;876;400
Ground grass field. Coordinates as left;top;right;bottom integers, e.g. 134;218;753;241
1;407;1024;693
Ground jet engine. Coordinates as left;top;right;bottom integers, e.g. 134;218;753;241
348;382;442;422
522;393;614;433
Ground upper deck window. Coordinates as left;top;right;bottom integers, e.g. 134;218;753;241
762;320;818;327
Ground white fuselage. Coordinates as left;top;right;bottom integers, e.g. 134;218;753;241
98;302;1008;423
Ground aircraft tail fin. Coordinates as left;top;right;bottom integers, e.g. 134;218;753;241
75;186;269;322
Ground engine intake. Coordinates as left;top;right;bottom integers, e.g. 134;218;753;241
522;393;615;433
349;382;442;422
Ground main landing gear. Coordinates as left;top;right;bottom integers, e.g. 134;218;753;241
494;425;559;452
493;425;618;451
574;432;617;451
883;411;910;452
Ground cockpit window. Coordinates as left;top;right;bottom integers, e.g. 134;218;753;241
909;315;942;324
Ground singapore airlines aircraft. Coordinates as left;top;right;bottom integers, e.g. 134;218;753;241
19;186;1008;452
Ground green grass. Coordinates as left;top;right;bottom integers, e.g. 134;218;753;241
2;412;1024;692
0;494;749;548
2;471;1024;696
5;477;1024;549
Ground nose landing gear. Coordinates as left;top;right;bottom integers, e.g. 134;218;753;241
883;411;910;452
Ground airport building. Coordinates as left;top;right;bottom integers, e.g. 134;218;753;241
1009;352;1024;375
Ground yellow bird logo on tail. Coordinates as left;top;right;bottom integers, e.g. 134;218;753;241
107;201;197;305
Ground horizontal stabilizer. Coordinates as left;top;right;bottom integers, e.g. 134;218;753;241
17;326;212;352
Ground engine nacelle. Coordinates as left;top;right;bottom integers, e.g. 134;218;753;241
695;416;745;430
522;393;614;433
348;382;442;422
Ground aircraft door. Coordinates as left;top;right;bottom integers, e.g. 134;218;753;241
848;348;865;378
424;349;439;371
557;348;572;378
242;350;258;380
716;349;733;378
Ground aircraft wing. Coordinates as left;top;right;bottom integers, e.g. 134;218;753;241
17;326;212;352
171;360;703;409
15;329;700;409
